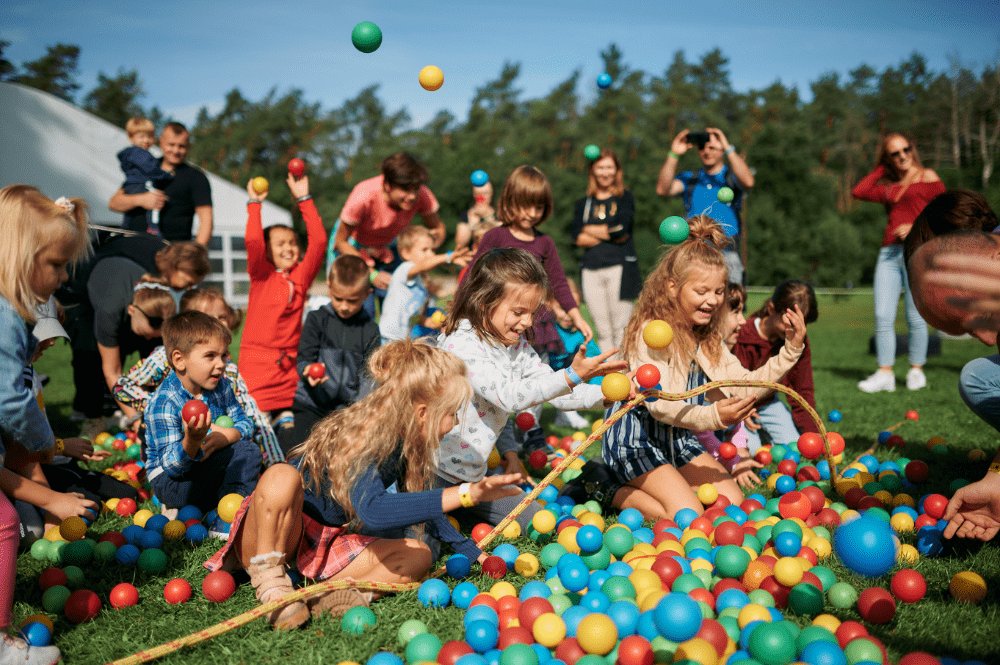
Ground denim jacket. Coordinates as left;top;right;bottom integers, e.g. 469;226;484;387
0;296;55;459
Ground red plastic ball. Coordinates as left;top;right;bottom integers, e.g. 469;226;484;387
891;569;927;603
857;587;896;624
163;578;192;605
518;596;554;630
760;576;791;608
201;570;236;603
438;640;474;665
835;621;869;647
797;432;825;460
514;412;536;431
778;491;814;519
497;595;520;614
481;555;507;580
914;515;937;531
885;434;905;449
843;487;867;509
754;448;772;465
498;607;519;629
923;493;949;519
826;431;846;455
905;460;930;484
689;587;715;610
109;582;140;609
635;364;661;389
115;498;137;517
718;442;737;460
801;485;827;513
497;626;533;649
714;521;744;546
695;619;729;656
546;435;560;447
470;593;498;610
555;637;586;665
471;523;493;542
528;450;548;470
98;531;126;548
64;589;102;623
287;158;306;178
617;635;654;665
181;399;209;424
796;465;821;483
905;409;920;421
305;362;326;380
38;568;68;591
898;653;943;665
651;554;684;588
689;516;714;535
777;459;798;476
556;519;581;534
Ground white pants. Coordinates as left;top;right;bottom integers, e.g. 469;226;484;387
581;265;634;353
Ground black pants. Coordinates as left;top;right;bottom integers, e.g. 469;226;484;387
42;461;139;505
277;409;323;457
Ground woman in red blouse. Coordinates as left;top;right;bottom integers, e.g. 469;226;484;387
852;133;944;393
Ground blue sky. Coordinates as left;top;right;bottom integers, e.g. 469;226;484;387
3;1;998;127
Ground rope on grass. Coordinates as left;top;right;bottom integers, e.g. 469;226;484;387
107;379;827;664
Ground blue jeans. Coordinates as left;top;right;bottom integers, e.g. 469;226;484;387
959;355;1000;432
873;245;928;367
743;397;801;453
151;439;262;511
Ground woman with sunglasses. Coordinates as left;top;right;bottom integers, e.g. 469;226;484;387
853;132;944;393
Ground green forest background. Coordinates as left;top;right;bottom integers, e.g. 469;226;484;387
4;42;999;286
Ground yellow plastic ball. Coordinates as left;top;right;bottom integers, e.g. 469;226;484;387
601;372;632;402
630;569;662;594
577;512;606;531
898;544;919;563
418;65;444;91
807;537;832;559
19;614;54;632
132;509;154;528
502;521;522;540
487;448;501;469
94;432;111;446
737;603;772;628
674;637;718;665
696;483;719;506
490;581;517;599
59;516;87;542
642;320;673;349
531;510;556;534
591;419;604;433
163;519;187;541
773;557;803;587
104;497;120;513
251;176;269;195
217;493;245;524
532;612;567;648
44;526;65;542
571;431;586;442
892;493;916;508
638;588;666;612
656;540;684;557
873;490;893;507
430;310;447;326
557;526;581;554
812;614;841;633
950;571;987;604
576;614;618;655
448;515;461;531
890;513;914;534
515;553;540;578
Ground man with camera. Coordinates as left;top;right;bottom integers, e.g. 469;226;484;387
656;128;755;283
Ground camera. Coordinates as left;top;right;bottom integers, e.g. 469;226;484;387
686;131;711;150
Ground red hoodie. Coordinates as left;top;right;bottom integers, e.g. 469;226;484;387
734;318;817;433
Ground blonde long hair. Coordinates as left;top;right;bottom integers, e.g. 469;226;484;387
291;341;471;522
0;185;91;323
621;215;730;365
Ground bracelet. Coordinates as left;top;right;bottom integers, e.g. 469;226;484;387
458;483;475;508
565;367;583;386
446;251;454;264
724;145;736;156
54;438;65;455
296;194;312;203
369;270;379;284
989;462;1000;476
668;151;680;160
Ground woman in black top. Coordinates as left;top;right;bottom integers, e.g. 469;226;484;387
571;148;639;352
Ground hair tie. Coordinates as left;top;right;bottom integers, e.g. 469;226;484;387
54;197;75;214
133;281;171;293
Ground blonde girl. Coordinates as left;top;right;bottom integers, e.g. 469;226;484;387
205;341;521;630
603;216;806;520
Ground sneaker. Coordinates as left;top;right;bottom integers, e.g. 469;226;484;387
522;427;551;454
906;367;927;391
554;410;590;430
857;370;895;393
0;633;61;665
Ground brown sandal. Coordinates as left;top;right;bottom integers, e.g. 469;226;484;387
307;588;370;618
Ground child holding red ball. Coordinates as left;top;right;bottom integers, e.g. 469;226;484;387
145;311;261;513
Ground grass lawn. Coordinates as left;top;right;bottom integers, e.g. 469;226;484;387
20;292;1000;664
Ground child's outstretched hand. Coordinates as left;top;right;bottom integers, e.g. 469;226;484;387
570;346;629;384
246;179;268;202
450;246;473;267
43;491;98;522
716;395;757;427
731;457;763;489
183;411;212;443
287;174;310;200
62;437;111;462
782;304;807;348
471;473;528;503
501;451;534;487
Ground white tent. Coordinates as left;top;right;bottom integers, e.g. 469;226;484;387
0;82;293;305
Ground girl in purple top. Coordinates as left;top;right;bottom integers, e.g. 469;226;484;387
471;165;593;354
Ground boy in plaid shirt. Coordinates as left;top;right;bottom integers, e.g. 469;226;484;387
146;311;261;512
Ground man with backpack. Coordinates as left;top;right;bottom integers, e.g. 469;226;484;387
656;127;755;284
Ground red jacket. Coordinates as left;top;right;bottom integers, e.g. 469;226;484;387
851;165;945;247
733;318;817;433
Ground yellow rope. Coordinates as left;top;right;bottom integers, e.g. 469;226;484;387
107;379;830;664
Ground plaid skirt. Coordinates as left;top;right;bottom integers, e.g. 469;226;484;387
601;363;708;483
205;494;376;581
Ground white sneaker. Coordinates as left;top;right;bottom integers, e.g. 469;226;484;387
906;367;927;391
554;410;590;430
858;370;895;393
0;633;61;665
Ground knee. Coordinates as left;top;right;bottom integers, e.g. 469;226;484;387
256;464;303;505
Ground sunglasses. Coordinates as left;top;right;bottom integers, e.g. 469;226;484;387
889;146;913;160
132;305;164;330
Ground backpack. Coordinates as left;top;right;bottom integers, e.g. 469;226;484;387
682;166;745;224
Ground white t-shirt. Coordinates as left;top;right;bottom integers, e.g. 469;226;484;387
378;261;429;342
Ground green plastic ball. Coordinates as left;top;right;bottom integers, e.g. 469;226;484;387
539;543;567;569
714;545;750;578
581;545;612;571
137;548;168;575
658;216;689;244
748;622;797;665
583;500;603;515
61;539;94;566
397;618;427;647
62;565;85;588
501;643;540;665
748;588;776;608
773;519;803;539
844;637;884;664
548;593;572;615
341;605;377;634
213;415;234;428
671;573;705;594
717;187;735;203
42;585;71;613
601;576;636;602
583;144;601;161
29;539;51;561
405;632;442;664
795;625;837;653
788;583;824;616
603;527;634;558
93;541;117;563
351;21;383;53
127;444;142;460
650;637;678;662
827;581;858;609
48;540;67;564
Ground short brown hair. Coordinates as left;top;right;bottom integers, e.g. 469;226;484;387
904;189;999;265
162;121;189;136
496;165;553;227
397;225;433;252
125;117;155;137
163;311;231;361
382;152;427;191
328;254;370;288
180;286;244;331
132;279;177;325
155;242;211;281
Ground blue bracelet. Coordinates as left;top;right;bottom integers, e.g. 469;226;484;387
565;367;582;386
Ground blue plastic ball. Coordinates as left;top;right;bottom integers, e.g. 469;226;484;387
446;553;472;579
580;590;610;613
366;652;404;665
177;505;202;522
145;514;169;533
632;527;654;544
470;170;489;187
617;508;644;531
801;639;847;665
453;581;479;608
877;431;892;444
492;543;520;568
20;622;52;647
138;530;164;550
464;605;499;627
561;605;590;637
519;581;551;600
653;593;703;642
122;525;144;545
185;524;208;544
833;516;898;577
559;561;589;592
575;525;603;554
607;600;640;636
674;508;698;530
466;619;499;653
115;544;141;566
417;578;451;608
774;531;802;557
538;486;559;503
827;409;842;423
456;655;488;665
775;475;797;495
596;72;613;89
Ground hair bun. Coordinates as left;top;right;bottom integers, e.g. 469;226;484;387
685;214;731;250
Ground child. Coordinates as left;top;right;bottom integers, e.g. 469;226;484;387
286;255;380;451
239;175;327;427
602;216;806;520
438;248;627;529
145;311;262;513
734;280;820;451
114;287;284;466
0;184;92;663
118;117;171;235
546;282;602;430
379;226;469;344
455;180;499;251
206;341;522;629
